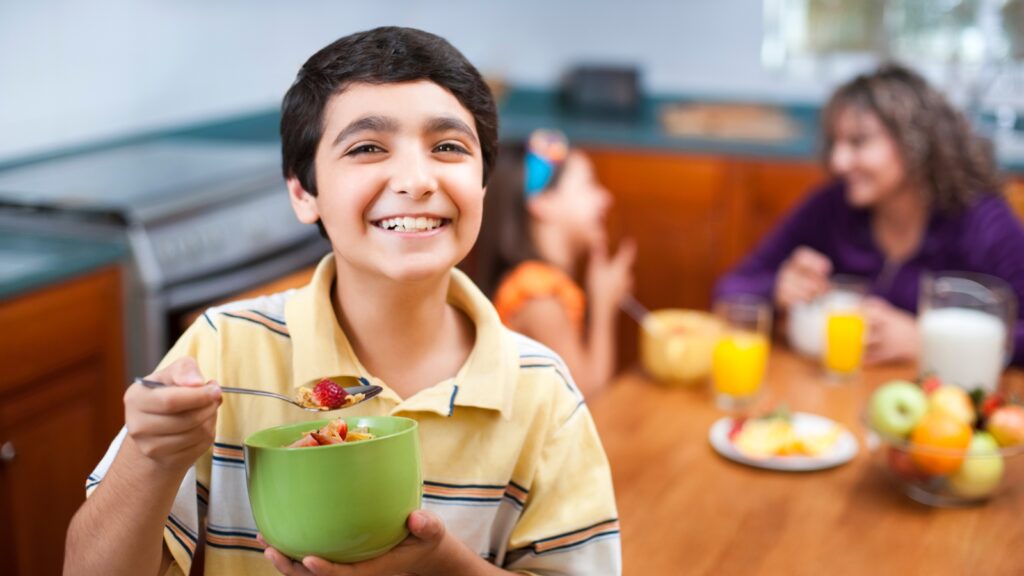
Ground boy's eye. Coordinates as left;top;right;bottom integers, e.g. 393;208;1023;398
346;144;385;156
434;142;469;154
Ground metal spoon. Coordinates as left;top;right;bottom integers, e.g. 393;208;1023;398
134;378;383;412
620;294;654;333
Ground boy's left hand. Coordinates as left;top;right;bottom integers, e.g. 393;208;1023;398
262;510;453;576
864;297;920;365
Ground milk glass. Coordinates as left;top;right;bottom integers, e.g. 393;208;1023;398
919;272;1016;393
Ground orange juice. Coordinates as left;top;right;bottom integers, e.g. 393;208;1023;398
712;332;769;398
824;312;866;375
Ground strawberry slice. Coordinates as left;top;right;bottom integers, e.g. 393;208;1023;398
287;433;319;448
728;417;748;442
310;432;344;445
982;393;1006;419
312;378;350;410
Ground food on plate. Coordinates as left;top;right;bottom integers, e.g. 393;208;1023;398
729;407;843;459
297;378;365;410
287;417;375;448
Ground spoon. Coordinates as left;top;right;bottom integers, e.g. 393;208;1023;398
620;295;654;332
134;378;383;412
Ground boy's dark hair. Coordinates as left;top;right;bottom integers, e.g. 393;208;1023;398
281;27;499;196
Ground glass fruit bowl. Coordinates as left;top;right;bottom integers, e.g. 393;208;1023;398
863;415;1024;507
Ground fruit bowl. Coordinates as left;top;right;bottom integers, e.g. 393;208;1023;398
864;415;1024;507
244;416;421;562
640;309;723;385
864;379;1024;507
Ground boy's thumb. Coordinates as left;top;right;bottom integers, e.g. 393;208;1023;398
408;510;445;542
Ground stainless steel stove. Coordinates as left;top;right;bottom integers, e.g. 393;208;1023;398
0;139;329;376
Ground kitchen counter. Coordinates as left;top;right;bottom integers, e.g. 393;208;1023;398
0;228;126;300
165;87;1024;173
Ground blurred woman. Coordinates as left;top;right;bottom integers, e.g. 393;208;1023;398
473;130;635;397
715;64;1024;365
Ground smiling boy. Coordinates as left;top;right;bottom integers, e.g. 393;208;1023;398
65;27;621;576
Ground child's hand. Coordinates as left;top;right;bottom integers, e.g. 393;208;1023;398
123;357;221;473
864;297;920;365
262;510;457;576
586;238;637;317
774;246;832;310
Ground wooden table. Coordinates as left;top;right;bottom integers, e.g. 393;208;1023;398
590;349;1024;576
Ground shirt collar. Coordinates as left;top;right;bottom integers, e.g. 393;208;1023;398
286;254;517;419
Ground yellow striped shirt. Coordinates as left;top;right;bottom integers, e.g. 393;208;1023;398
87;255;621;575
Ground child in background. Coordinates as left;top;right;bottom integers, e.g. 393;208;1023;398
65;27;621;576
474;130;635;398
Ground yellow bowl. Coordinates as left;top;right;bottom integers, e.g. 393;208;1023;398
640;309;723;385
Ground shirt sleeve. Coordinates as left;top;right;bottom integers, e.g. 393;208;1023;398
962;196;1024;366
714;184;835;302
84;317;221;575
503;403;622;575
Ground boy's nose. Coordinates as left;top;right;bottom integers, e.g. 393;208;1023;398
389;154;437;199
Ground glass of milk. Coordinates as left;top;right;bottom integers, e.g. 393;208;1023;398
919;272;1017;393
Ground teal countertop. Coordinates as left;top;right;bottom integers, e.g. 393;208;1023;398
164;87;1024;172
0;229;126;301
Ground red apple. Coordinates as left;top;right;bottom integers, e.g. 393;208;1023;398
987;405;1024;447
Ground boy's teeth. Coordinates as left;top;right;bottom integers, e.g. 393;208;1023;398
378;217;443;232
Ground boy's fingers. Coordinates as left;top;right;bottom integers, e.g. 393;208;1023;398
133;402;221;435
264;547;314;576
128;382;221;416
408;509;445;543
151;357;206;387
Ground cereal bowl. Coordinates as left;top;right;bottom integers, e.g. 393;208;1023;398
640;309;723;385
244;416;421;562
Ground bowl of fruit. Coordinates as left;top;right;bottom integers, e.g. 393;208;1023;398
244;415;421;562
865;378;1024;506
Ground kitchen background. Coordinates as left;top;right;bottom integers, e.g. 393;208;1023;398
3;1;1024;575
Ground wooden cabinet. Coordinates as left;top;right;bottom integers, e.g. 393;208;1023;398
585;148;825;366
0;266;124;576
1008;178;1024;222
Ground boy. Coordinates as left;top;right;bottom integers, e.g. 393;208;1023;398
65;27;621;576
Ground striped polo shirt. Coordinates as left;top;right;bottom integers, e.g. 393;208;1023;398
87;255;621;575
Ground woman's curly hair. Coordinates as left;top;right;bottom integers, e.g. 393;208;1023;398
822;63;1002;213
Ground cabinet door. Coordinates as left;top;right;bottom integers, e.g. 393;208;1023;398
730;160;825;269
0;364;103;576
1008;178;1024;223
585;149;736;365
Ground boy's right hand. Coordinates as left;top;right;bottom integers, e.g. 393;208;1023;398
123;357;222;473
774;246;832;310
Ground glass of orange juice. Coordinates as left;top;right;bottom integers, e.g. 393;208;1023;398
822;275;868;380
712;296;771;411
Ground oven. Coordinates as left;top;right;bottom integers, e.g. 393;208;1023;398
0;139;330;377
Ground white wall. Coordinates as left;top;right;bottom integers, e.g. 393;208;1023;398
0;0;845;162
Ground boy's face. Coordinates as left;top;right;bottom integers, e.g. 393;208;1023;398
288;80;485;283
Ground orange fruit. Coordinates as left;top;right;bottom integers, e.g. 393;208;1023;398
909;412;973;475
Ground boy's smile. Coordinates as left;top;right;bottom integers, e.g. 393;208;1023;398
287;80;485;283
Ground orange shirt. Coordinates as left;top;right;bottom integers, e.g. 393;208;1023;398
494;261;585;331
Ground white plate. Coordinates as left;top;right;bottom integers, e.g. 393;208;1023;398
708;412;859;472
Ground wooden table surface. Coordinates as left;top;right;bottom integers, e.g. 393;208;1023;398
589;349;1024;576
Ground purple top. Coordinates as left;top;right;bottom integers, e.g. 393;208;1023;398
714;181;1024;366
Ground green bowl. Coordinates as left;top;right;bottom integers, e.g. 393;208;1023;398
244;416;421;562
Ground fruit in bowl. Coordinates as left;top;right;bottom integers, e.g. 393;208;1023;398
244;416;421;562
640;309;723;385
865;379;1024;506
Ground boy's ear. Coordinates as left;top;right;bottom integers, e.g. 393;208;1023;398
287;176;320;224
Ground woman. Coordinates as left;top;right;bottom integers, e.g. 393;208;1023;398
715;64;1024;366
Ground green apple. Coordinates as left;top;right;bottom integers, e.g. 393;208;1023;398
928;385;976;426
948;432;1004;499
869;380;928;438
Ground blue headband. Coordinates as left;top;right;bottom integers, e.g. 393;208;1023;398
524;129;569;198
